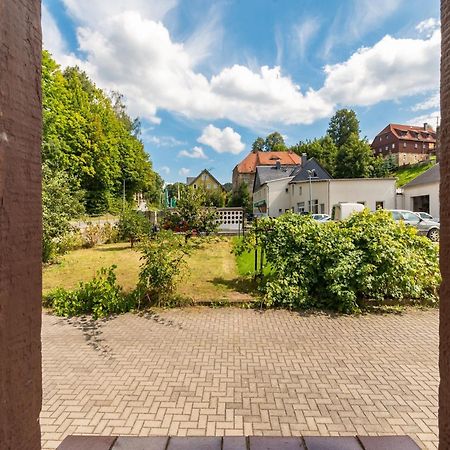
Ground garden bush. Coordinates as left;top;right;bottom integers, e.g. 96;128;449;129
235;210;440;313
117;206;151;247
45;266;133;319
132;230;194;307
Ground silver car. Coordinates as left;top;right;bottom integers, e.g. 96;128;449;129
388;209;440;242
415;212;440;223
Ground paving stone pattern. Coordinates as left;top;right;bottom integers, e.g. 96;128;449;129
41;308;438;449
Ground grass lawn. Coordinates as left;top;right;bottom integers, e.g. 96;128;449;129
233;237;271;277
394;160;435;187
43;239;257;303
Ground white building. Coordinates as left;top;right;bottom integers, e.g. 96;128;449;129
400;163;440;218
253;158;397;217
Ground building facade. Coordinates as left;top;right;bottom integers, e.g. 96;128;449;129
187;169;225;192
232;150;301;199
401;163;440;217
371;123;437;166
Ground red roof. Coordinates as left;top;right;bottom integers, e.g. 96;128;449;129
236;151;301;174
372;123;437;146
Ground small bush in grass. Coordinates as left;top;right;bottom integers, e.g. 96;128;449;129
235;210;440;313
117;206;151;247
83;223;103;248
45;266;132;319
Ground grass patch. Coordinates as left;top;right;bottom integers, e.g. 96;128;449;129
394;159;435;187
233;237;271;277
43;238;257;303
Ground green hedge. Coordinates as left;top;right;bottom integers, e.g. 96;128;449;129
235;210;440;313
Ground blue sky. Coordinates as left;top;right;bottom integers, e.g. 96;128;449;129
42;0;440;184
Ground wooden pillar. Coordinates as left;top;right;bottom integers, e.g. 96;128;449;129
0;1;42;449
442;1;450;448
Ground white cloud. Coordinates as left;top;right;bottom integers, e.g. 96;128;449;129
293;18;320;59
320;30;440;107
179;168;190;176
42;5;82;67
62;0;177;26
407;110;440;128
412;92;440;111
198;125;245;155
416;18;441;36
178;146;208;159
160;166;170;175
44;6;440;129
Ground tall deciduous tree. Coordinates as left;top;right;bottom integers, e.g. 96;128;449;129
264;132;286;151
252;137;265;152
335;133;373;178
293;136;337;175
327;109;360;147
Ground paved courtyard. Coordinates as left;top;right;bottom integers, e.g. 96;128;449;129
41;308;438;449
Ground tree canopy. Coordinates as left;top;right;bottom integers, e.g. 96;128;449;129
42;50;162;214
327;109;360;147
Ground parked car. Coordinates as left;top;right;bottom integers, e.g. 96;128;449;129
415;211;440;223
387;209;440;242
311;214;331;222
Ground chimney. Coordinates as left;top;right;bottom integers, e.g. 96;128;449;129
424;122;429;131
275;160;281;170
301;153;308;166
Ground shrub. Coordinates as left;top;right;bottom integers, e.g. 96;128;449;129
83;223;103;248
132;230;195;307
235;210;440;313
45;266;132;319
55;229;84;254
117;206;151;247
102;222;120;244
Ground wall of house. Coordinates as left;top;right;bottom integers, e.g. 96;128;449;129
266;178;294;217
290;181;330;214
191;172;222;191
0;1;42;449
252;185;269;215
328;179;396;212
402;182;440;218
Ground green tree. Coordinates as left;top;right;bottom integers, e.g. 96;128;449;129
117;205;151;248
42;165;85;262
252;137;265;152
264;132;286;151
327;109;360;147
229;182;251;213
293;135;337;175
335;133;373;178
164;187;219;239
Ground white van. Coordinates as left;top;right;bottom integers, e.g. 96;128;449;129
331;203;365;221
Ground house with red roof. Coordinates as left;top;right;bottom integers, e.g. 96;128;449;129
371;123;437;166
232;150;301;199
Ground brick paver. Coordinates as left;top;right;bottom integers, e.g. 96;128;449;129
41;308;438;449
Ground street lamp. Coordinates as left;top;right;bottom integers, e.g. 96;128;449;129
307;169;318;213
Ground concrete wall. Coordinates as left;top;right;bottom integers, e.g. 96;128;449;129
403;181;440;218
290;179;396;215
266;178;293;217
441;1;450;447
328;179;397;213
0;1;42;449
290;181;330;214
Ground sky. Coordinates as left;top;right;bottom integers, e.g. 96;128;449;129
42;0;441;184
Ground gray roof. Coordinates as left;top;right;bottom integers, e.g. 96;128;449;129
290;158;333;183
186;177;196;185
253;165;300;192
403;163;440;188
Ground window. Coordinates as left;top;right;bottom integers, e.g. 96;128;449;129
193;184;197;189
299;186;302;195
423;144;427;149
206;184;211;189
278;208;282;213
320;204;325;214
379;136;382;141
385;146;388;151
391;211;402;220
414;143;418;148
285;188;289;193
403;142;407;148
297;202;305;212
308;199;319;214
392;143;395;149
402;212;420;223
375;201;384;210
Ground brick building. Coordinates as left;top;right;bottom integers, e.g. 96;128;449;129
371;123;437;166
